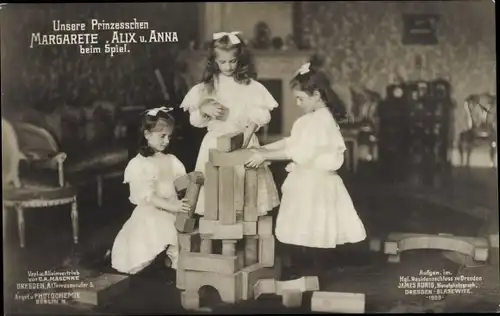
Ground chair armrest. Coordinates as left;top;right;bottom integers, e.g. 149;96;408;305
28;152;67;187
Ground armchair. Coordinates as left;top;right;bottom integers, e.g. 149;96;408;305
458;93;497;167
16;100;133;208
2;118;78;248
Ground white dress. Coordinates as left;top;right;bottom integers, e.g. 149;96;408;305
111;153;187;274
180;75;280;216
275;107;367;248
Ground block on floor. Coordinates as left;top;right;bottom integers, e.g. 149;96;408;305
73;272;130;306
311;291;365;314
238;263;276;300
282;290;302;308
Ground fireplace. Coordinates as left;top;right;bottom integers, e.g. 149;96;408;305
257;79;283;136
180;50;312;142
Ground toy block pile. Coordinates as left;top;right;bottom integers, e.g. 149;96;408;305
175;132;280;311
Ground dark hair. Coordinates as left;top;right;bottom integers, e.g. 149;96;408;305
137;110;176;157
201;33;257;94
290;67;347;122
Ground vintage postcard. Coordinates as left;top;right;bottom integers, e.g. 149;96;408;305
1;1;498;314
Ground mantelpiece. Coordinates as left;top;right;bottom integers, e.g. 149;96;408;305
180;50;313;141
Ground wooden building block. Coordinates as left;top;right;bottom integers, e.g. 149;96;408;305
243;168;259;222
239;263;276;300
180;290;200;310
204;162;219;220
258;216;273;236
243;221;257;235
235;172;245;213
218;166;236;225
178;251;242;275
384;232;489;262
185;180;204;218
245;237;259;266
200;238;212;254
474;248;489;262
175;213;196;233
176;268;185;290
184;270;243;304
236;250;245;268
209;149;254;167
73;273;130;306
199;219;244;240
282;290;303;308
254;278;276;299
217;132;244;153
253;276;320;299
311;291;365;314
259;236;275;267
178;231;200;252
222;240;237;256
384;241;398;254
174;171;204;191
275;276;320;295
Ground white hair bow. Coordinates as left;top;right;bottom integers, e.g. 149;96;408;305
146;106;173;116
213;31;242;45
296;62;311;76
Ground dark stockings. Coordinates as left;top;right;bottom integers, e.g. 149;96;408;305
280;244;333;280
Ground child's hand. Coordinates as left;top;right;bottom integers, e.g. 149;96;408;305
245;150;266;168
200;100;225;119
178;198;192;213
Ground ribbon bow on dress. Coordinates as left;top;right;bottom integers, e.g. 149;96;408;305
145;106;174;116
213;31;242;44
296;62;311;76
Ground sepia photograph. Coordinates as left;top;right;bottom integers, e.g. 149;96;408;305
1;1;498;314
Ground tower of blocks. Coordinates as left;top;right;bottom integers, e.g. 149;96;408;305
175;132;280;311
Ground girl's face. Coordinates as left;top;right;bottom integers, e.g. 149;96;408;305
144;120;173;153
293;88;322;113
215;48;238;76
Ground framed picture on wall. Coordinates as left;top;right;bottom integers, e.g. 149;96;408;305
402;13;440;45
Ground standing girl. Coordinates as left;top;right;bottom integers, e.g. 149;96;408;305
111;107;191;275
180;31;280;216
245;63;367;274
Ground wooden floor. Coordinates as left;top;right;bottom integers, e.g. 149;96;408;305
3;163;499;314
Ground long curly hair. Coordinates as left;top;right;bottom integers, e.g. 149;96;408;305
201;33;257;94
290;66;347;123
137;110;176;157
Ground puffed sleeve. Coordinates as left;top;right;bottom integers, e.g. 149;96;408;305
310;118;347;171
246;81;279;127
179;83;210;128
284;117;316;164
170;154;187;179
123;156;159;205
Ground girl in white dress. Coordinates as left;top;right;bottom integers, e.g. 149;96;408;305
180;31;280;216
246;63;367;274
111;107;191;275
